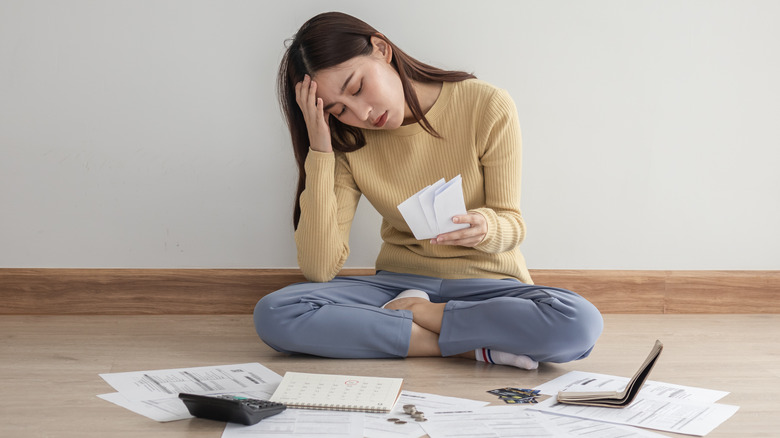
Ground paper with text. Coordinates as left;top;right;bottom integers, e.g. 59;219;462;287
98;389;277;422
420;406;669;438
534;371;729;404
98;363;282;422
100;363;282;401
532;371;738;436
363;390;490;438
221;409;363;438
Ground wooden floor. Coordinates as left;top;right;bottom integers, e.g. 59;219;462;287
1;314;778;437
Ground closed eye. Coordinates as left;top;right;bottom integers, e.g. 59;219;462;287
334;80;363;117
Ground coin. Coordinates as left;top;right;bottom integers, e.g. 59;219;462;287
395;420;407;424
386;418;400;422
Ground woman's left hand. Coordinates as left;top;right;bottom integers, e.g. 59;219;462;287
430;212;488;247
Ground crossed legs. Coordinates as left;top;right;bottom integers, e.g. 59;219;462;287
254;271;603;364
383;297;455;357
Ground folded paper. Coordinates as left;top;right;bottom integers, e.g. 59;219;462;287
397;175;470;240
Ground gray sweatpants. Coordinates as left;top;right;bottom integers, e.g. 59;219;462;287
253;271;603;363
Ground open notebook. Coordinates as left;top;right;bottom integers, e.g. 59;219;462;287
269;372;403;413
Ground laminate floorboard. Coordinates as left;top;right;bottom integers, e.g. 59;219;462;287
1;314;777;437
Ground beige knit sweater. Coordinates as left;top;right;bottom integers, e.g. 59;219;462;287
294;79;531;284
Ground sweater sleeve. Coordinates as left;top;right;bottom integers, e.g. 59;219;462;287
294;150;362;282
472;88;526;254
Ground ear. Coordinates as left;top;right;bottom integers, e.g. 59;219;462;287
370;35;393;64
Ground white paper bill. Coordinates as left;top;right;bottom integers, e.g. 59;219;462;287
221;409;364;438
397;175;469;240
363;390;490;438
97;363;282;422
534;370;730;404
99;362;282;401
532;391;738;436
419;405;558;438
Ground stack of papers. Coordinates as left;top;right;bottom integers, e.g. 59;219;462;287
98;364;738;437
397;175;469;240
97;363;491;438
418;405;667;438
531;371;739;436
98;363;282;422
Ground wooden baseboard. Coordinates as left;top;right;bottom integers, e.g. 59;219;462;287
1;268;778;315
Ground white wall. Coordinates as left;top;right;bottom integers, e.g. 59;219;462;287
1;0;778;270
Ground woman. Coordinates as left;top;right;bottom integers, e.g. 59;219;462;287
254;12;602;369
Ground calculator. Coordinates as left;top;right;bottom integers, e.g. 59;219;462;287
178;393;286;425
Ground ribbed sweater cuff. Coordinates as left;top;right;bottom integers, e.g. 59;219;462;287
303;150;335;193
471;207;507;253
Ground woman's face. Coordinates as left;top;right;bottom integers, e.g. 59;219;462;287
312;37;408;130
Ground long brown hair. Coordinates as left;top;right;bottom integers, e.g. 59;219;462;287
277;12;475;228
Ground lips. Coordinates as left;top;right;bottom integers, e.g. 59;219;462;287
373;111;388;128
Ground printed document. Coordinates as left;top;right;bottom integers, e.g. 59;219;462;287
420;406;669;438
535;370;729;403
221;409;363;438
363;390;490;438
531;371;738;436
98;363;282;422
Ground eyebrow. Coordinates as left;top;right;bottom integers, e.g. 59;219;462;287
323;72;355;112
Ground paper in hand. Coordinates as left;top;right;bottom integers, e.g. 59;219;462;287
397;175;470;240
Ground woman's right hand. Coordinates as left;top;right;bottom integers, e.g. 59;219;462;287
295;74;333;153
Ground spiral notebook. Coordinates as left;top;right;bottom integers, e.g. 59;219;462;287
269;372;403;413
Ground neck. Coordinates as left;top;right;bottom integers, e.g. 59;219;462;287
402;80;443;125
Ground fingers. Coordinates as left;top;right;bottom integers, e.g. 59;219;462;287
295;75;333;152
306;78;317;112
295;75;317;116
430;212;488;248
432;235;482;247
295;76;330;124
317;97;329;125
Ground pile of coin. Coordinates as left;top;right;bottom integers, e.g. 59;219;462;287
404;404;427;422
386;404;427;425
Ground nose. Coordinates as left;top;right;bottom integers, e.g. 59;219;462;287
354;100;372;122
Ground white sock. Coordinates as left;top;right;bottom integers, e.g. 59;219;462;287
381;289;430;308
475;348;539;370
